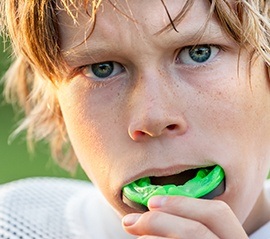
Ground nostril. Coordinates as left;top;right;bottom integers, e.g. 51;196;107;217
133;130;146;139
166;124;178;131
136;131;146;136
128;120;187;141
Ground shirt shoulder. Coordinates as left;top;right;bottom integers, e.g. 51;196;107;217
249;221;270;239
0;177;95;239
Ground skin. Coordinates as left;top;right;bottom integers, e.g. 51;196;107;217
56;0;270;238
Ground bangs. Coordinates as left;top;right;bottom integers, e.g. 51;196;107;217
157;0;269;67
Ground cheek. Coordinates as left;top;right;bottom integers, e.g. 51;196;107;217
62;104;114;178
59;100;135;214
197;62;270;143
56;81;129;191
214;66;270;222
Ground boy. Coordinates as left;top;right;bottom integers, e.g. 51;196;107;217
1;0;270;238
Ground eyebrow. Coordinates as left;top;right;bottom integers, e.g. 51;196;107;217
62;44;115;66
155;19;227;47
62;18;227;67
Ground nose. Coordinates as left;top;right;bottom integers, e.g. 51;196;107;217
128;116;188;141
128;74;188;141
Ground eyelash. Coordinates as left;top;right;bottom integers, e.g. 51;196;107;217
69;62;125;89
175;44;224;69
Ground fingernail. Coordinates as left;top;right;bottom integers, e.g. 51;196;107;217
122;214;141;227
148;196;168;208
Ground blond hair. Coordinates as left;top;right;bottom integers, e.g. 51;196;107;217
0;0;269;172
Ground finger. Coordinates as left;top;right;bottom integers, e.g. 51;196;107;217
148;196;248;239
122;211;219;239
138;236;172;239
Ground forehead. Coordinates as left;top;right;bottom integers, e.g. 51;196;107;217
57;0;230;53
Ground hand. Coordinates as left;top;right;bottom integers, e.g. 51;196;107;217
122;196;248;239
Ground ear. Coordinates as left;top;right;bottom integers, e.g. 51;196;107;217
267;64;270;84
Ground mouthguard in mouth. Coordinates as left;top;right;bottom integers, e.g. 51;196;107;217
122;165;225;211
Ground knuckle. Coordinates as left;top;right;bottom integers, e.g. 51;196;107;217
186;221;209;237
140;211;163;231
196;224;211;237
212;200;231;214
194;222;205;231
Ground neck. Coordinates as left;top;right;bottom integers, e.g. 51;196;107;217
243;185;270;235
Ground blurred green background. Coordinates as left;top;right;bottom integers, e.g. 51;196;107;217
0;39;88;184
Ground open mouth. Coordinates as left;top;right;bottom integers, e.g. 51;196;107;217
150;167;199;186
122;165;225;211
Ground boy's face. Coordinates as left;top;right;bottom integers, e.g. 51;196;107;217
57;0;270;223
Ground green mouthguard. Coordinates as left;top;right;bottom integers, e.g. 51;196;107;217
122;165;225;209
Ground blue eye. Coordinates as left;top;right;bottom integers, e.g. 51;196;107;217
177;45;219;65
82;61;124;80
